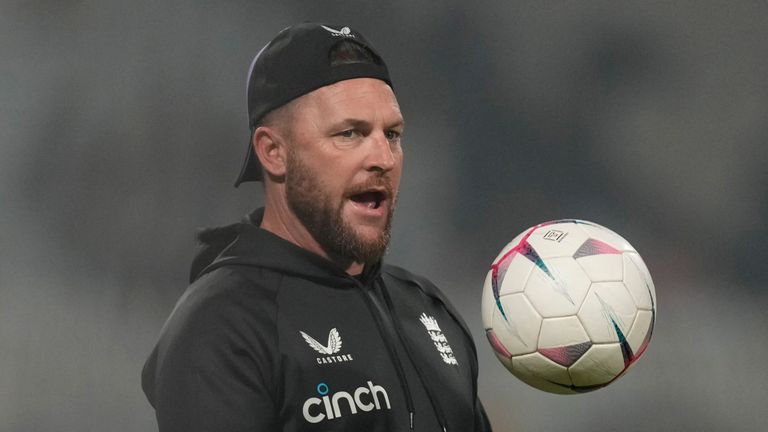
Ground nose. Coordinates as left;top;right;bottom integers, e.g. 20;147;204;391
364;131;397;173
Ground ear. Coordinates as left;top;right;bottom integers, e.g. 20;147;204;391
253;126;287;179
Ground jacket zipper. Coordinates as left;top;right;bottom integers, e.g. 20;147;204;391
354;279;416;431
377;278;450;432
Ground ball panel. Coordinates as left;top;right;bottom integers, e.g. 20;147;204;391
626;309;654;356
512;352;575;393
538;342;592;368
577;253;624;282
512;370;578;395
538;316;590;349
487;332;514;372
572;237;622;259
578;223;635;252
525;222;590;259
499;254;535;296
481;270;496;329
569;343;625;387
623;252;656;308
486;328;512;358
578;282;637;344
492;293;542;356
524;257;591;317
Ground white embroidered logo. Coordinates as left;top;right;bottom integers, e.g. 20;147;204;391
321;25;355;38
419;313;458;366
302;381;390;424
301;328;342;354
300;328;354;364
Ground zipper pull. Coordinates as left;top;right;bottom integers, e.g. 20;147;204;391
409;411;414;431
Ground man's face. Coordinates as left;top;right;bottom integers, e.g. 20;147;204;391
284;78;404;264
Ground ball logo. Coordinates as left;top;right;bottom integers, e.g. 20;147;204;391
302;381;391;424
543;229;568;242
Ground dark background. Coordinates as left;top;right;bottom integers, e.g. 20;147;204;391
2;1;767;431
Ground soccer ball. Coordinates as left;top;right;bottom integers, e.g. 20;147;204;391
481;220;656;394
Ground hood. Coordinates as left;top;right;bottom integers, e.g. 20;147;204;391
189;208;381;287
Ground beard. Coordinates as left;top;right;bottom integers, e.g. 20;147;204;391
285;148;396;265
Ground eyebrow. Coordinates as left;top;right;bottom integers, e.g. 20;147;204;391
331;118;405;130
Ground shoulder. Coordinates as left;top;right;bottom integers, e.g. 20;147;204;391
142;269;281;425
184;266;282;309
154;266;287;366
143;266;282;393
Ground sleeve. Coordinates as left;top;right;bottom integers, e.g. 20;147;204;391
142;279;278;432
475;397;493;432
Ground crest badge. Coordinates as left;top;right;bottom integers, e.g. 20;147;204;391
419;313;458;366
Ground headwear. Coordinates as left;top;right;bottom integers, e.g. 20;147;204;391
234;22;392;186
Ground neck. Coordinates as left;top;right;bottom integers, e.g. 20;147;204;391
260;189;364;275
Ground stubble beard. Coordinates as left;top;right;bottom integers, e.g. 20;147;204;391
285;148;396;266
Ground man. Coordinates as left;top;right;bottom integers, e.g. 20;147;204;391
142;22;491;432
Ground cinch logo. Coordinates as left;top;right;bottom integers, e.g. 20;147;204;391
302;381;391;424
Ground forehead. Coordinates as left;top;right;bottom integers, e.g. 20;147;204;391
296;78;402;122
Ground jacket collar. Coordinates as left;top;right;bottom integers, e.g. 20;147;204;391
190;208;383;287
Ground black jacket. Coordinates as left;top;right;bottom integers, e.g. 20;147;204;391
142;209;491;431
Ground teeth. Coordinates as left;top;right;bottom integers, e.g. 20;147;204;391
367;201;376;209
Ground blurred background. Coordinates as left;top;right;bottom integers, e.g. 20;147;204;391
1;1;767;431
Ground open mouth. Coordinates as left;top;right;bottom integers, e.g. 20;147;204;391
349;190;386;210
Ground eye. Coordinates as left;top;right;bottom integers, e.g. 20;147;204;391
385;130;402;141
336;129;357;138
